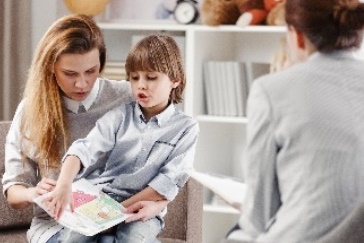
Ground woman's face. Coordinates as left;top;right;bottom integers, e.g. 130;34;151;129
54;48;100;101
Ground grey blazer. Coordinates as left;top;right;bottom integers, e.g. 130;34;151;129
239;51;364;243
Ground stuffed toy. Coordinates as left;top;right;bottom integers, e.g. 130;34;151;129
201;0;285;26
201;0;248;26
236;0;286;26
266;0;286;26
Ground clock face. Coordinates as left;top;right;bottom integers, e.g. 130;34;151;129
174;1;198;24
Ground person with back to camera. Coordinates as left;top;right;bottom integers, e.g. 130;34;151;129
1;14;170;243
234;0;364;242
44;34;199;243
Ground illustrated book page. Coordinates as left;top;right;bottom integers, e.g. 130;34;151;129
33;178;131;236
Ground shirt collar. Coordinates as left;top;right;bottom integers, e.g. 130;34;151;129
311;50;359;61
63;78;100;114
135;101;176;126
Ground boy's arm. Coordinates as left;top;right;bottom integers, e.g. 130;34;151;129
43;155;81;219
148;121;199;202
57;155;81;185
122;186;165;208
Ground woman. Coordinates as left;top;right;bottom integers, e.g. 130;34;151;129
238;0;364;242
2;14;167;243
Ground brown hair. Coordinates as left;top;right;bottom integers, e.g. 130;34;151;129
21;14;106;174
125;35;186;104
285;0;364;52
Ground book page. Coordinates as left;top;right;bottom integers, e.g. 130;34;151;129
189;170;246;211
33;178;131;236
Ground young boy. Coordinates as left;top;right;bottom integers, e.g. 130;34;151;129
45;35;199;243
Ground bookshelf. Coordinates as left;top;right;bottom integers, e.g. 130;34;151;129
97;22;286;243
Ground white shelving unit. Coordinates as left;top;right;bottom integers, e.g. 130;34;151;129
98;22;286;243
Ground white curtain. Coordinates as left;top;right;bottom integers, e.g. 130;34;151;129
0;0;31;121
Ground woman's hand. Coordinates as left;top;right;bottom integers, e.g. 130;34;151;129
35;177;57;196
6;179;56;210
27;177;57;203
123;200;169;223
42;182;73;220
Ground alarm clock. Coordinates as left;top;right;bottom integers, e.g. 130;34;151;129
174;0;199;25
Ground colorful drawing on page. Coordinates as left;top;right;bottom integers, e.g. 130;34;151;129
73;191;97;208
74;192;124;225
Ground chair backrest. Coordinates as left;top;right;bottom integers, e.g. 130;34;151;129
0;121;33;230
158;178;203;243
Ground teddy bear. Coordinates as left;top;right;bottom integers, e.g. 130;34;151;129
200;0;247;26
236;0;286;26
200;0;285;27
266;0;286;26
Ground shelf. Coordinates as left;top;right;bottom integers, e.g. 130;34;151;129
197;115;248;124
204;204;241;215
98;22;287;33
98;21;188;31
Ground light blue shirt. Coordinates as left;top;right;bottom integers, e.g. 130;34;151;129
65;101;199;202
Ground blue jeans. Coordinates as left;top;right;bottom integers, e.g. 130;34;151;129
46;231;61;243
60;218;162;243
47;230;113;243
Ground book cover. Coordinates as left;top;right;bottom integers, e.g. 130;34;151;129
224;61;237;116
203;62;214;115
232;62;249;117
33;178;131;236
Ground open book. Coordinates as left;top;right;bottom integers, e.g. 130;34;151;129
33;178;131;236
189;170;247;211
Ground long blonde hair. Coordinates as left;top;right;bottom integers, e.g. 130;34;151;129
21;14;106;174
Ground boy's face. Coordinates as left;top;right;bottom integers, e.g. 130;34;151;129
54;48;100;101
129;71;179;117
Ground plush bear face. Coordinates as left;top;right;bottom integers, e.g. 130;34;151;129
237;0;264;13
201;0;242;25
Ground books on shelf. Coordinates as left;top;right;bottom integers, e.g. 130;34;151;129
203;61;270;117
33;178;131;236
189;170;246;211
101;61;127;81
245;62;271;91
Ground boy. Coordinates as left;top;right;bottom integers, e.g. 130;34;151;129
45;35;199;243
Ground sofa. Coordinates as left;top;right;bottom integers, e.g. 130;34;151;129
0;121;203;243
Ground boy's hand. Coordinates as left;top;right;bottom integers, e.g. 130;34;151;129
42;182;73;220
